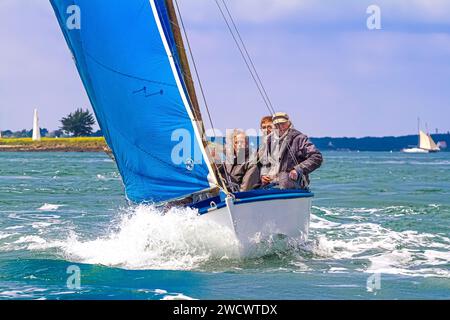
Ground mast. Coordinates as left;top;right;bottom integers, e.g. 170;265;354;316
165;0;229;193
164;0;203;125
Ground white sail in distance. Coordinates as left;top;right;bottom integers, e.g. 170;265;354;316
419;130;439;151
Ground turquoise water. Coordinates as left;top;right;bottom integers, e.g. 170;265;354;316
0;151;449;300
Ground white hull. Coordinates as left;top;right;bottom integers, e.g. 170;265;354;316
401;147;429;154
199;195;311;257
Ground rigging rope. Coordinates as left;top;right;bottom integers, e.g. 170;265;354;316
173;1;300;190
220;0;276;115
214;0;275;115
216;1;303;171
173;0;232;193
174;0;218;139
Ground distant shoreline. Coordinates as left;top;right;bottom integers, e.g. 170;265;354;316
0;137;110;153
0;146;107;152
1;134;449;153
311;134;449;152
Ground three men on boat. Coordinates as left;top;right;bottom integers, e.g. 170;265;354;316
215;112;323;192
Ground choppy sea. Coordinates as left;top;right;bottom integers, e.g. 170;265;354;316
0;151;449;300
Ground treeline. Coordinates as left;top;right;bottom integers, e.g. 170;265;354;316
3;106;449;152
310;134;450;152
1;108;101;138
0;128;103;138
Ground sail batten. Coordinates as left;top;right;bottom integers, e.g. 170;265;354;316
51;0;215;202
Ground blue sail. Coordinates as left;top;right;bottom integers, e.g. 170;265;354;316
50;0;213;203
153;0;190;99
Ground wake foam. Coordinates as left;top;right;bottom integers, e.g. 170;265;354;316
310;208;450;278
56;205;240;270
5;203;449;277
37;204;64;211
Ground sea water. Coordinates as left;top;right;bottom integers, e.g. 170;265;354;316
0;151;449;300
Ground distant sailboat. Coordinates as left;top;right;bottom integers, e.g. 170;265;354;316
50;0;312;256
402;119;440;153
32;109;41;141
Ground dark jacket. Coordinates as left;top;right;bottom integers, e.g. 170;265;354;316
265;128;323;188
218;150;260;192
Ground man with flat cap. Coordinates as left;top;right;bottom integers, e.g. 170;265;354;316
260;112;323;189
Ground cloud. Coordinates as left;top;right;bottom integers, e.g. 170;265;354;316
179;0;450;28
0;0;92;131
1;0;449;136
177;0;316;25
390;0;450;23
228;0;310;22
186;24;450;136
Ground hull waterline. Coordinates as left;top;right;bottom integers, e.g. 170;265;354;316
196;190;313;257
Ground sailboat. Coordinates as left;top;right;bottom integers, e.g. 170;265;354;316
402;120;440;153
50;0;313;256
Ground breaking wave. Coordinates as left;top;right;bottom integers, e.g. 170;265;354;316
310;207;450;278
18;205;241;270
3;204;449;277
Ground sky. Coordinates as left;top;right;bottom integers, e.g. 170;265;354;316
0;0;449;137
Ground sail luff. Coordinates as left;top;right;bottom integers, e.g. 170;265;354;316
419;130;430;150
162;0;228;192
164;0;203;125
149;0;221;189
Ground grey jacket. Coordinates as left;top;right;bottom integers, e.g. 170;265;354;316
263;128;323;188
218;150;260;192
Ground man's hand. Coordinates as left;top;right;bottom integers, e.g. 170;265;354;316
261;176;272;185
289;169;298;181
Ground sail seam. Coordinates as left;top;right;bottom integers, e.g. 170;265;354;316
85;52;176;88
